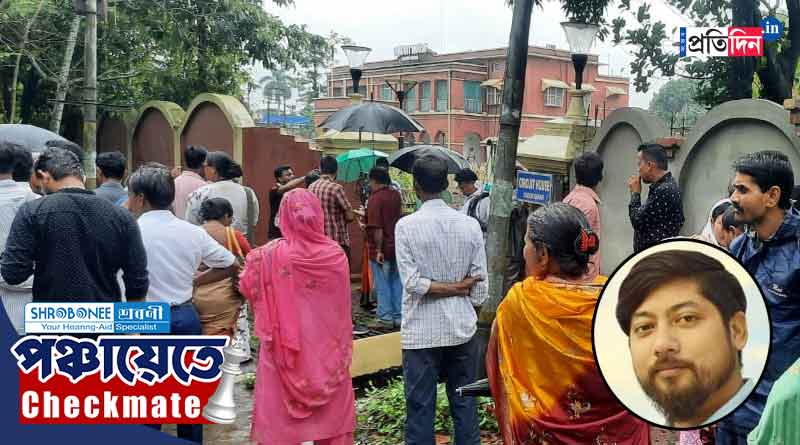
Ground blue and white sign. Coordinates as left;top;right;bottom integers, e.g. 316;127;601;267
25;302;170;334
516;171;554;205
761;16;783;42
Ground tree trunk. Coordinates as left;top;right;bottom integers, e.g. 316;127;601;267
51;15;82;133
9;0;46;123
0;67;11;122
476;0;535;379
20;66;40;123
728;0;757;100
759;0;800;103
196;13;209;93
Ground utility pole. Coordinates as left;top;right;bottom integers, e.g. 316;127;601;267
475;0;534;377
82;0;98;189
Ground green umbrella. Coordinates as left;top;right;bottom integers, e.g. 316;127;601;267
335;148;389;182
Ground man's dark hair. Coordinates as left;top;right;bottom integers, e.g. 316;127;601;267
0;141;19;175
206;151;243;180
527;203;599;278
274;165;292;180
574;152;604;188
454;168;478;184
199;197;234;222
96;151;126;180
320;155;338;175
34;147;84;180
369;166;391;185
45;139;83;163
375;157;390;169
637;143;669;171
11;144;33;182
184;145;208;169
412;155;449;194
617;250;747;339
128;165;175;210
733;150;794;210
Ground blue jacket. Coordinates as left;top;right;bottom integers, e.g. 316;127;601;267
719;209;800;441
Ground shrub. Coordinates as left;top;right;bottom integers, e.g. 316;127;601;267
356;377;498;444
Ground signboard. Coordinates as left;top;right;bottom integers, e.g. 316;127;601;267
516;171;554;205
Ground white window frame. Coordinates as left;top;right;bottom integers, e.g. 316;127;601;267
487;88;502;106
544;87;564;107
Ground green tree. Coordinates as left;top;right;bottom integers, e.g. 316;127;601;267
1;0;331;141
611;0;799;107
648;78;706;125
507;0;800;107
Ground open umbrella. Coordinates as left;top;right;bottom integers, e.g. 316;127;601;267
0;124;68;152
335;148;389;182
388;144;470;174
318;102;424;134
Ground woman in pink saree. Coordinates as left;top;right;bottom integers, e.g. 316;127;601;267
239;189;355;445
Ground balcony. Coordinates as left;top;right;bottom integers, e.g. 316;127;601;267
420;99;431;112
436;99;448;112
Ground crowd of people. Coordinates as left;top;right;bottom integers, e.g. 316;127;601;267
0;135;799;445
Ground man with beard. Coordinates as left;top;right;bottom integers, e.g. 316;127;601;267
720;150;800;443
628;143;685;253
616;249;753;428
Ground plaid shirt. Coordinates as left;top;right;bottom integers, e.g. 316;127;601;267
308;176;353;246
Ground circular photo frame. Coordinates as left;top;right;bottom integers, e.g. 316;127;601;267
592;239;771;430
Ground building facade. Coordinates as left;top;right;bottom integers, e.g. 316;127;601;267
314;44;630;162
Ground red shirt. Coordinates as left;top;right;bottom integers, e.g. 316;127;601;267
366;186;403;261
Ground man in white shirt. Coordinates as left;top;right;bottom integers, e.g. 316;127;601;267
455;168;489;238
0;143;39;334
395;156;488;445
126;164;236;444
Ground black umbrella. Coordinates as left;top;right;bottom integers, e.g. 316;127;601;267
318;101;424;134
0;124;69;152
387;144;470;174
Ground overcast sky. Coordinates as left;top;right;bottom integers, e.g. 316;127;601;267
265;0;698;109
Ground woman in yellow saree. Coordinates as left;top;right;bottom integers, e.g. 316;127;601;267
486;203;650;444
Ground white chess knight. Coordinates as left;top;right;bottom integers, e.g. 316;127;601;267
202;334;249;424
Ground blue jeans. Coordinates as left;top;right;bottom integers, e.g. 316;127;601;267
402;336;480;445
147;303;203;443
369;259;403;323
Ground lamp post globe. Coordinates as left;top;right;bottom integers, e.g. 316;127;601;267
560;22;599;90
342;45;372;96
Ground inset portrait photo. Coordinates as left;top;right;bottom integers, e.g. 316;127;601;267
592;240;771;429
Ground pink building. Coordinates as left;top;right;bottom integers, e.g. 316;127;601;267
314;44;630;162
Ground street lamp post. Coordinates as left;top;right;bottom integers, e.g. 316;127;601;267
341;45;372;98
561;21;599;119
384;80;418;149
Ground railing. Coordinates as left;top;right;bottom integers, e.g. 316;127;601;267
436;99;448;112
420;99;431;112
464;98;482;113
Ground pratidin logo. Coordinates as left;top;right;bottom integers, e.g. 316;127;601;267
678;17;783;58
679;27;763;57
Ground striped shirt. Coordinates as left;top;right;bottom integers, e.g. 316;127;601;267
395;199;489;349
0;180;39;334
308;176;353;246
